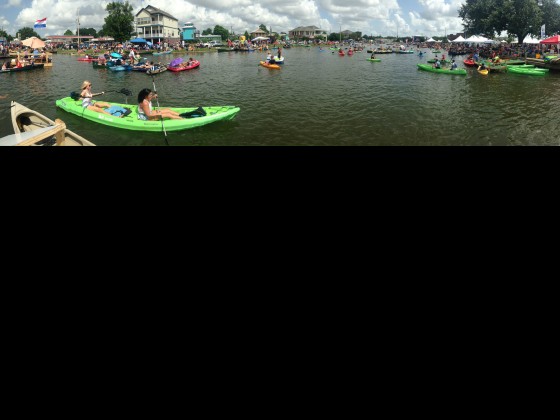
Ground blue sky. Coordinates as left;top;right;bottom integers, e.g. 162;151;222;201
0;0;507;39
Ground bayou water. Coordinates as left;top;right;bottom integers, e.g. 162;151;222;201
1;48;559;146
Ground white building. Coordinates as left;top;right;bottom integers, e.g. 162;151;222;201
135;5;180;44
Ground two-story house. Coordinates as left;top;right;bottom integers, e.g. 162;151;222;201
136;5;180;45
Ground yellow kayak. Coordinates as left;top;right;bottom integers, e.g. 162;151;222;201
260;61;280;70
477;66;489;75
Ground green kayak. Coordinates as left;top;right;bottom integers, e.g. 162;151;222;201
417;64;466;75
507;67;547;76
506;64;549;72
367;58;381;62
55;97;240;132
427;59;451;64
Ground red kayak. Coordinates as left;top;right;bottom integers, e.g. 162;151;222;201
338;51;345;56
167;60;200;72
463;59;477;67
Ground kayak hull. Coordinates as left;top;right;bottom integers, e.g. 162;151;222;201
167;60;200;72
417;64;466;75
259;61;280;69
507;67;547;76
55;97;240;132
367;59;381;62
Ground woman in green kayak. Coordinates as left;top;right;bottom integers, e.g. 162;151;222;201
137;88;183;121
80;80;111;115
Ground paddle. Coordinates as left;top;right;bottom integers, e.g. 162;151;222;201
70;88;132;101
150;75;169;146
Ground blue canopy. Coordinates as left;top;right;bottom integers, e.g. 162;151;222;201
146;41;153;46
130;38;147;43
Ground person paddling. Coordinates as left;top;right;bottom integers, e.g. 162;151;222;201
79;80;111;115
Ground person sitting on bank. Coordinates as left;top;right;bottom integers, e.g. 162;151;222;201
80;80;112;115
137;88;183;121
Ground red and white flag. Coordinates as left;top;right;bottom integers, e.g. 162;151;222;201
34;18;47;28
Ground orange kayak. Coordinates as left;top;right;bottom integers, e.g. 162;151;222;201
260;61;280;69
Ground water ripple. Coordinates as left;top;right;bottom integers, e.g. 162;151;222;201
1;50;559;145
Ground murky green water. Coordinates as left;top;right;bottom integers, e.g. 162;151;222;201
1;48;559;145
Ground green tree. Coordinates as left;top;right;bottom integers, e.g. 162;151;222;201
102;1;134;42
202;28;213;35
540;0;560;36
77;27;98;37
64;29;73;36
17;27;41;40
0;29;13;42
213;25;229;41
459;0;542;43
259;24;269;34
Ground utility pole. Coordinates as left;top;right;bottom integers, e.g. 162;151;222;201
76;9;80;48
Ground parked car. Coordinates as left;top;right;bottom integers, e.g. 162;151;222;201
203;41;223;48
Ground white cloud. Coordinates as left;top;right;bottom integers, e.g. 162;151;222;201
6;0;24;7
6;1;469;39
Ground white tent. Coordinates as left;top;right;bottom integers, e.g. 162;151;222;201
465;35;490;43
426;37;437;42
451;35;466;43
522;35;540;44
251;36;270;42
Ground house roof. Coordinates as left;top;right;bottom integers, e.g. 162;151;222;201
136;5;178;21
291;26;321;32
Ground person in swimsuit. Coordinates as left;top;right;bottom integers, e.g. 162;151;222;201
80;80;111;114
137;88;182;121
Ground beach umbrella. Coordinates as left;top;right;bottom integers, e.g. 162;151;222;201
111;52;122;58
170;57;183;67
22;37;45;49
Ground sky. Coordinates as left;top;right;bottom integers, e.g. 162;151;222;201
0;0;489;39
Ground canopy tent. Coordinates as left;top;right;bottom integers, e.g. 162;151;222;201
451;35;466;43
251;36;270;42
540;34;560;44
426;37;437;42
465;35;489;43
130;38;148;44
522;35;540;44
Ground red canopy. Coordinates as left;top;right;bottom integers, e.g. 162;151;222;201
540;35;560;44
